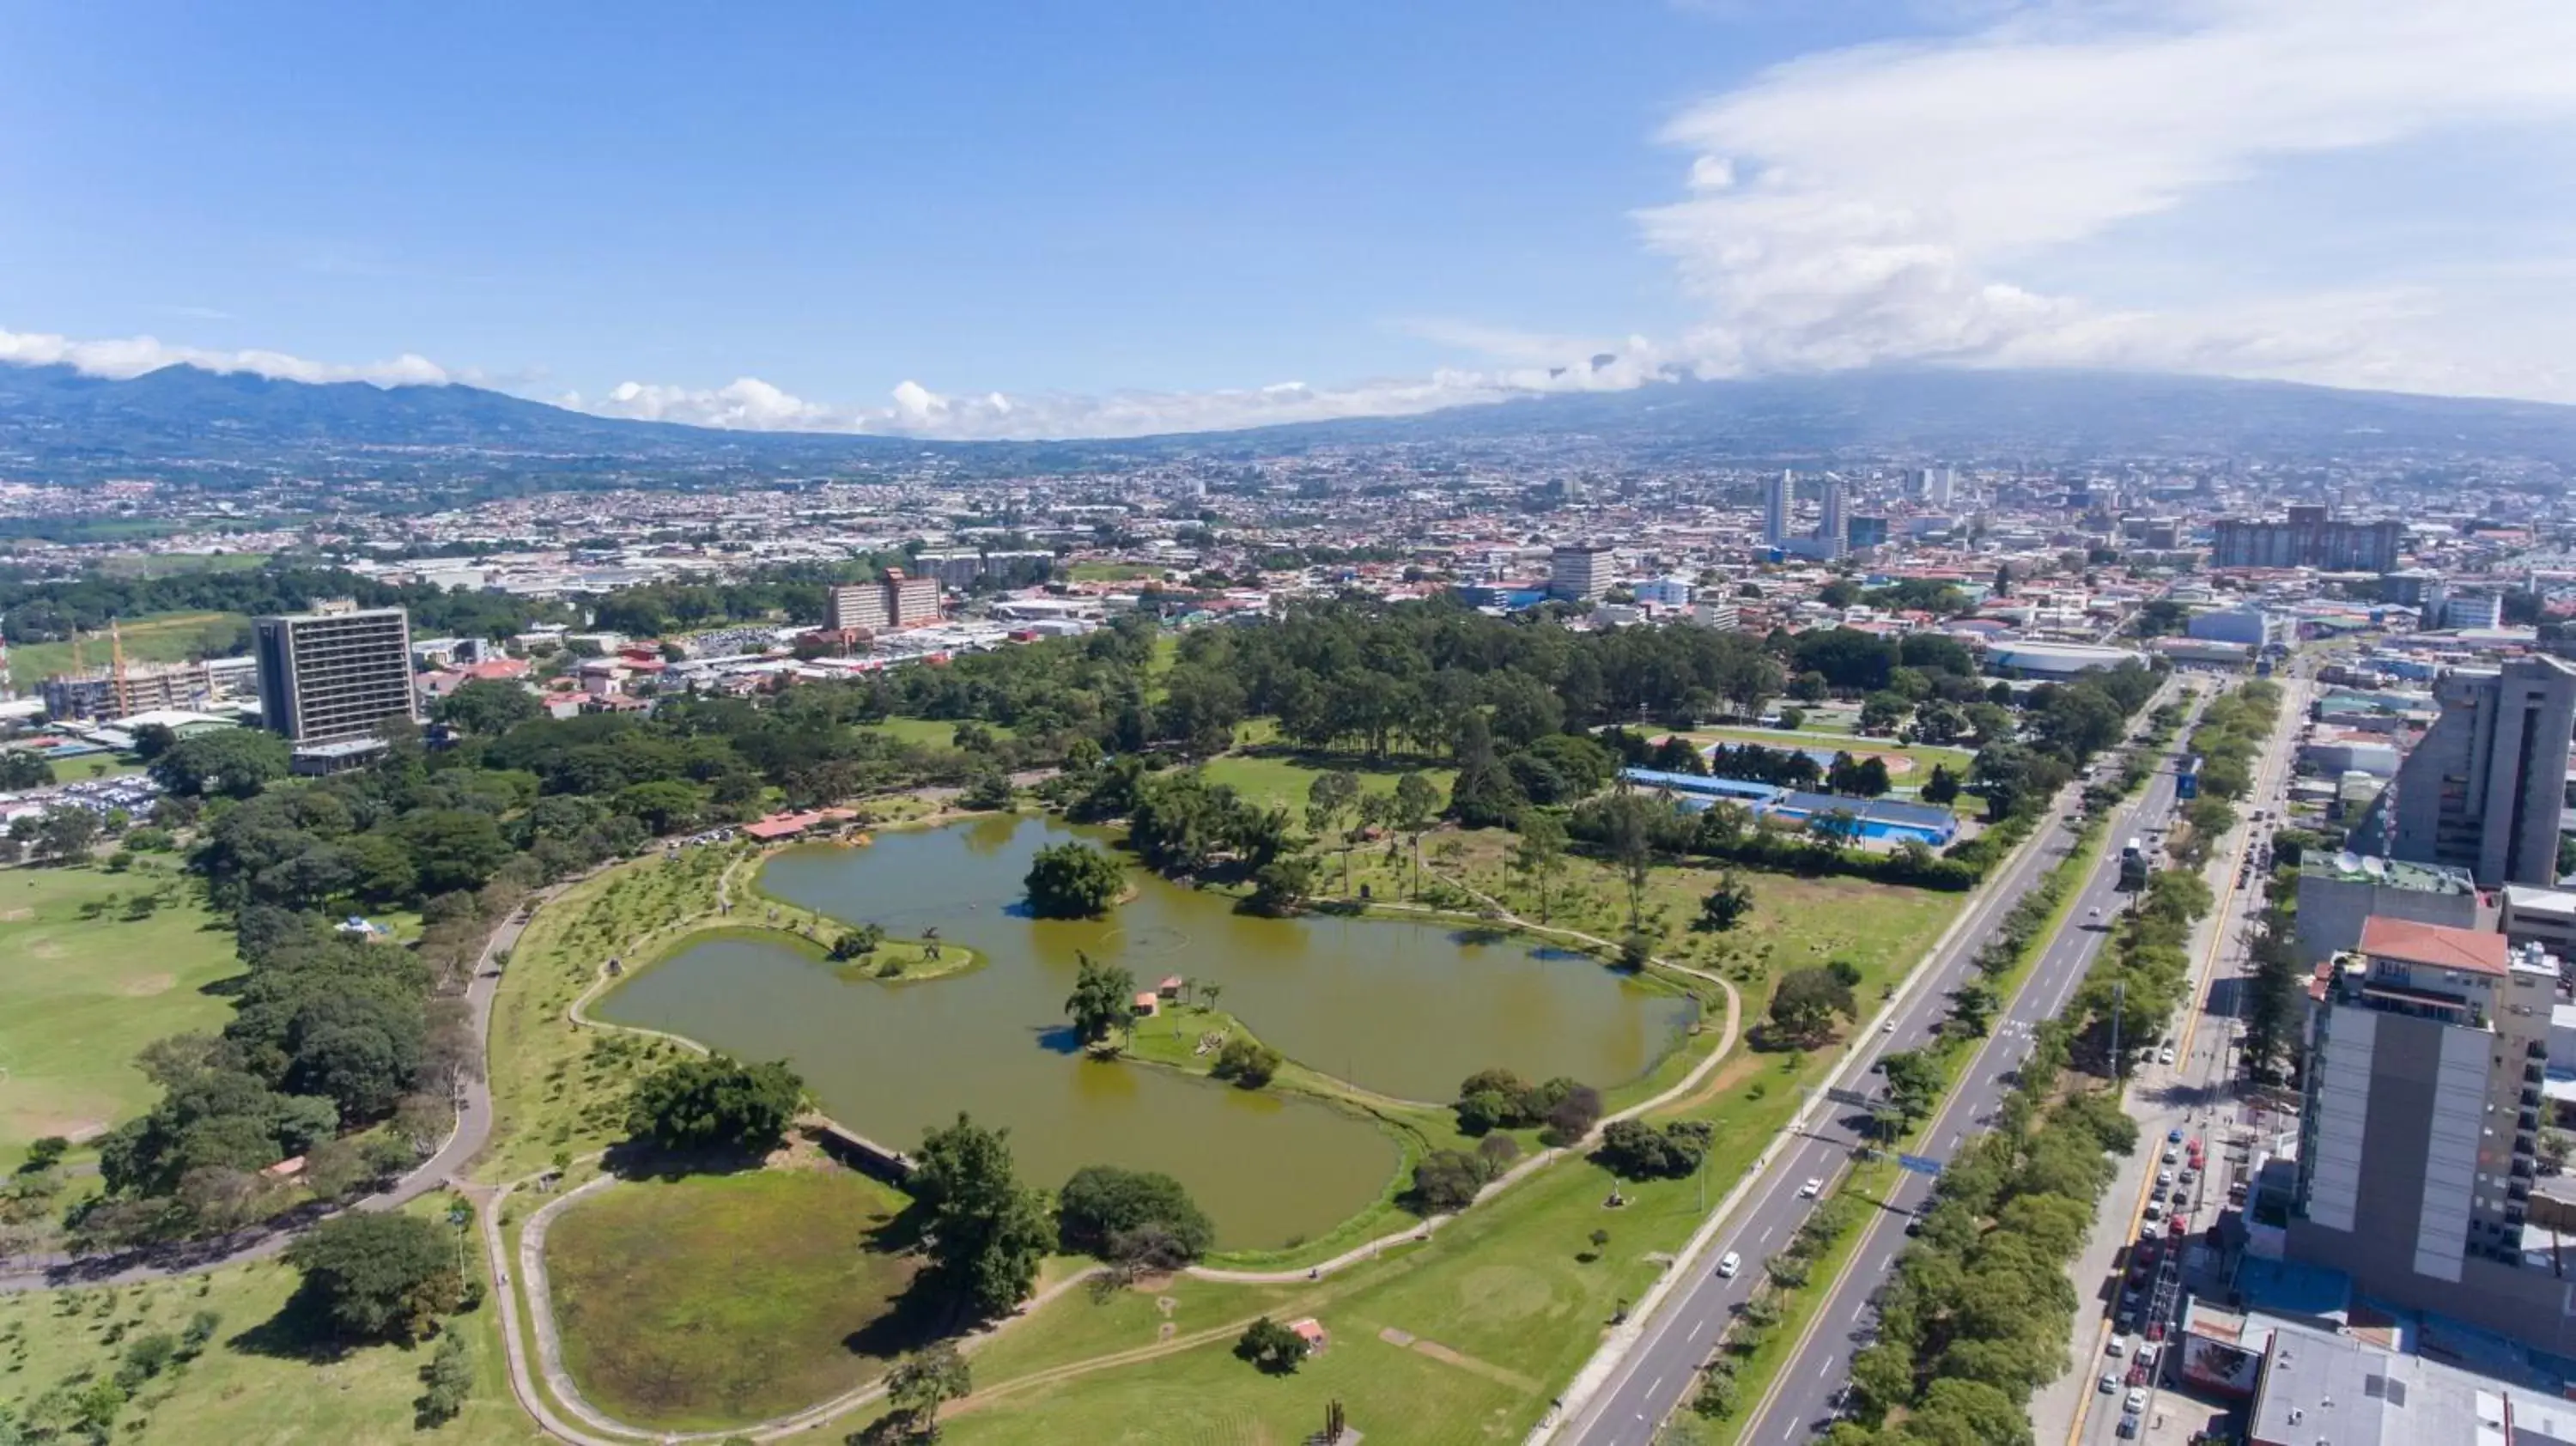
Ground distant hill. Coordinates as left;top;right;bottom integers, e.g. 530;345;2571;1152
3;361;2573;490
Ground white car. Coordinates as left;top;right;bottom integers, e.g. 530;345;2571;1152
2099;1373;2120;1394
2158;1046;2177;1066
2105;1338;2126;1358
2126;1387;2148;1413
1716;1251;1741;1279
1800;1177;1823;1200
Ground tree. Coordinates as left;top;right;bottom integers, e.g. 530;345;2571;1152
1391;772;1439;837
395;809;513;896
625;1054;805;1155
1063;952;1137;1050
830;923;888;960
1247;851;1318;914
433;677;543;735
909;1114;1053;1320
37;808;99;861
884;1342;971;1439
1410;1149;1489;1212
1697;872;1754;932
1023;841;1126;919
957;771;1014;811
1879;1048;1942;1124
1595;790;1659;931
417;1327;473;1425
284;1212;464;1343
1541;1084;1606;1147
1210;1036;1281;1088
613;779;705;835
150;728;289;799
1446;714;1528;828
1305;769;1363;890
1234;1315;1309;1375
1921;763;1962;806
1055;1165;1214;1265
1768;967;1856;1045
1513;811;1570;921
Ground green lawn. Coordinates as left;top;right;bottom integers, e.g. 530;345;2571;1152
1196;750;1457;816
94;552;274;579
544;1170;929;1431
0;1196;533;1446
5;611;249;681
863;716;1017;749
46;754;144;786
0;863;240;1169
1679;727;1974;783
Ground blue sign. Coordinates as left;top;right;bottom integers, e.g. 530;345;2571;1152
1897;1153;1946;1176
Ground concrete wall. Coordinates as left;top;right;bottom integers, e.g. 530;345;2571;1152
2293;872;2487;967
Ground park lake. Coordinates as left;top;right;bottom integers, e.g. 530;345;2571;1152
595;814;1697;1247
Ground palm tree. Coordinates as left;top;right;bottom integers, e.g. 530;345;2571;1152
1201;982;1223;1017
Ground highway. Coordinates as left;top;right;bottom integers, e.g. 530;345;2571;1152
1560;686;2201;1445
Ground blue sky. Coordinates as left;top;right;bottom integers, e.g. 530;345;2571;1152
3;2;2572;437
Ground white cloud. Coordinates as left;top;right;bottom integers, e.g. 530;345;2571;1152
0;325;448;386
1637;0;2576;396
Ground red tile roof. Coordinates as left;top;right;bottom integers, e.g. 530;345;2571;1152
2358;915;2509;976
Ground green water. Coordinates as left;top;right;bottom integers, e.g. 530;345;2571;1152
596;814;1693;1247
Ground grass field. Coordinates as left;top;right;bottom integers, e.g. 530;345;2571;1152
544;1170;927;1431
1196;750;1457;816
94;552;274;579
862;716;1017;749
45;754;145;785
1678;726;1974;781
0;863;240;1169
0;1196;532;1446
4;611;250;682
479;848;738;1183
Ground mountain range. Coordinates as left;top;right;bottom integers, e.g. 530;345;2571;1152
3;361;2574;489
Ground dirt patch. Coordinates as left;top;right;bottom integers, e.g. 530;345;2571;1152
27;941;63;961
119;973;177;997
1405;1337;1540;1393
0;908;33;922
1664;1048;1765;1116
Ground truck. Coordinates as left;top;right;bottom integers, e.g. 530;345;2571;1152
2119;836;2152;890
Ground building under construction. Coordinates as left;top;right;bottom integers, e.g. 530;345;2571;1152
41;660;218;720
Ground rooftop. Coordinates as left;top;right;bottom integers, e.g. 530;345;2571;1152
2360;915;2512;977
2305;853;2479;895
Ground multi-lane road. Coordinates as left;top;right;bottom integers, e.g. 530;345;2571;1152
1560;686;2203;1445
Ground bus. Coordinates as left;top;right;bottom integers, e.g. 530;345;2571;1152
2119;836;2151;889
2175;755;2202;800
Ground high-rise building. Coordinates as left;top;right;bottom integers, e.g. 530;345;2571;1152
825;570;943;633
1845;515;1888;550
1819;477;1848;560
2290;918;2560;1339
1547;544;1614;603
254;604;416;744
1929;465;1955;509
2211;508;2403;572
2386;656;2576;888
1762;471;1791;547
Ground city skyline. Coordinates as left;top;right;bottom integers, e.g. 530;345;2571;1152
3;1;2573;439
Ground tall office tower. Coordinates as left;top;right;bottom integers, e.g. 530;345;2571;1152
2291;919;2559;1339
254;604;416;744
1929;465;1956;509
1819;476;1848;560
2387;655;2576;888
1548;544;1614;603
1763;471;1791;547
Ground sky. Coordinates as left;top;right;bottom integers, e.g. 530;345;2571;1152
1;0;2572;439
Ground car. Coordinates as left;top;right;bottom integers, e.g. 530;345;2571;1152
2099;1373;2121;1394
2158;1169;2173;1185
2126;1387;2148;1413
2158;1046;2177;1066
1716;1251;1741;1279
2161;1145;2179;1163
2105;1338;2126;1358
2167;1127;2185;1144
1800;1177;1823;1199
2117;1412;2141;1439
2090;905;2103;917
1881;1019;1895;1033
2142;1201;2162;1221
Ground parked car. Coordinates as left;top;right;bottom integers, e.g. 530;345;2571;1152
2099;1373;2121;1394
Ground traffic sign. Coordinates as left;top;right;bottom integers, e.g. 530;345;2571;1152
1826;1086;1880;1109
1897;1153;1946;1176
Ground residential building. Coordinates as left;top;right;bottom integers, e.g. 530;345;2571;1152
253;604;416;746
2435;591;2507;631
2386;656;2576;888
1690;599;1741;631
2289;918;2566;1346
2210;506;2404;572
2189;606;2279;648
1548;544;1614;603
1633;575;1694;607
1819;477;1848;561
2293;854;2489;968
825;570;943;633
